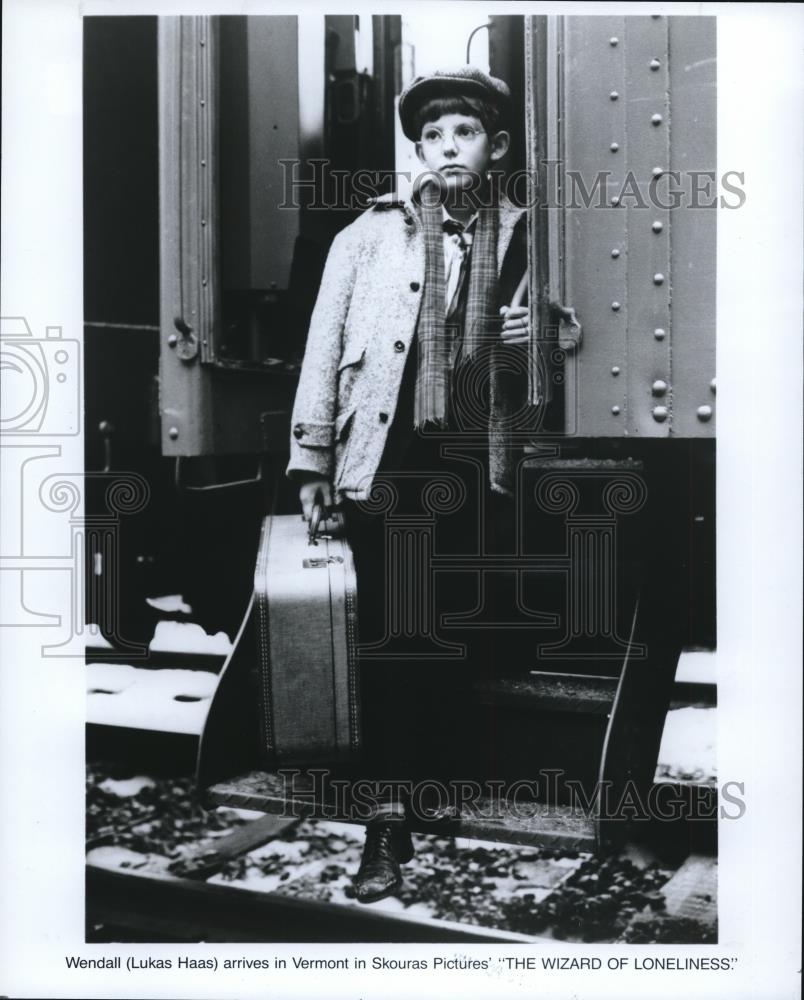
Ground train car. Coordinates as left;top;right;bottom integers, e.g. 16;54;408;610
84;12;716;876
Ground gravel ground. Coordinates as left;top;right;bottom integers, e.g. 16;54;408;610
87;764;713;943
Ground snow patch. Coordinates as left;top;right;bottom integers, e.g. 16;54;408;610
657;707;716;783
87;664;218;734
150;621;232;655
98;776;156;798
146;594;193;614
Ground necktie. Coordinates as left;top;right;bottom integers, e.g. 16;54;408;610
442;218;474;318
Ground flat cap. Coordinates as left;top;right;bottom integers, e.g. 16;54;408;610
398;66;511;141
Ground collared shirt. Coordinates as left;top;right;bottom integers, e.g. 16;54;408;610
442;207;478;318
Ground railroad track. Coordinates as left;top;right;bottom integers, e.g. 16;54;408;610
86;646;717;944
86;772;716;945
86;847;716;945
86;862;540;943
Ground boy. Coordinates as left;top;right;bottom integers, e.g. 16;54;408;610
287;67;532;902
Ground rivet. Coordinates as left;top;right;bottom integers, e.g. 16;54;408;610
610;142;620;152
710;378;716;394
610;90;619;101
652;379;668;396
652;166;664;178
611;248;620;259
611;301;621;312
609;36;619;46
611;366;620;376
653;273;665;285
200;38;206;47
168;426;180;440
201;159;206;167
200;99;205;107
652;220;663;233
654;327;666;340
167;334;178;348
611;196;620;207
652;406;668;422
697;405;713;422
650;58;661;70
651;113;663;126
611;405;621;415
201;219;207;227
202;278;208;286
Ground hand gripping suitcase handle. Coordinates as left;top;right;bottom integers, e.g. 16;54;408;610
308;488;342;545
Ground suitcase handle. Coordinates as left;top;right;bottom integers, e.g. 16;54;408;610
308;490;342;545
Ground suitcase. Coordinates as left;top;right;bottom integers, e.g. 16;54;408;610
253;503;361;765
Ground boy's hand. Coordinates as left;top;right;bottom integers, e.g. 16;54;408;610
298;475;334;522
500;305;530;345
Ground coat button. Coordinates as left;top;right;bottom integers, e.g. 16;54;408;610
293;425;304;439
379;412;389;423
409;281;420;292
394;341;405;353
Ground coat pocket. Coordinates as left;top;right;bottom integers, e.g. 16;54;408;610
335;405;357;443
337;345;366;414
337;344;366;373
334;405;359;489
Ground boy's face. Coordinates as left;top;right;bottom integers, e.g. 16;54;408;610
415;112;509;192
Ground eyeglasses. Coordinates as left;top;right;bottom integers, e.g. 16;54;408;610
419;124;487;148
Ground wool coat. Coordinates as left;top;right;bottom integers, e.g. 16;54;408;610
286;192;531;501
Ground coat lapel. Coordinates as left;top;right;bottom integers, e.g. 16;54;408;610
371;191;526;278
496;196;527;274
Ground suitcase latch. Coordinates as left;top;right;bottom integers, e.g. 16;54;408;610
303;555;344;569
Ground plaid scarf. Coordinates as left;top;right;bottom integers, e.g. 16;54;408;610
414;182;500;428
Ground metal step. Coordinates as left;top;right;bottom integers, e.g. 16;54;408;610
86;643;226;673
474;672;618;715
205;770;597;852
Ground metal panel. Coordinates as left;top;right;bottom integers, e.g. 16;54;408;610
623;17;672;437
158;16;217;453
158;16;298;456
524;15;716;438
563;16;630;436
326;15;358;73
219;17;301;294
523;15;550;412
157;15;400;457
667;17;716;437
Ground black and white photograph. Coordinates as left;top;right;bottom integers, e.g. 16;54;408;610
0;2;801;998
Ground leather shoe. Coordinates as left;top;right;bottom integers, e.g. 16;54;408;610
352;823;414;904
